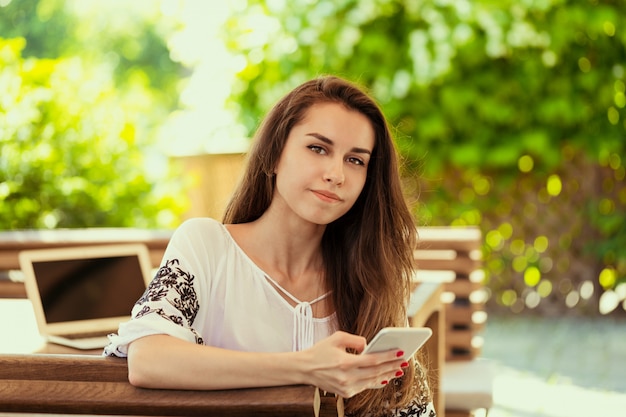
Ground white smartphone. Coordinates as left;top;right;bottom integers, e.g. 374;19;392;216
361;327;432;360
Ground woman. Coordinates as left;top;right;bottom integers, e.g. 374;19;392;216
105;76;435;416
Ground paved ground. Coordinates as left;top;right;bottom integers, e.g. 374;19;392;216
478;314;626;417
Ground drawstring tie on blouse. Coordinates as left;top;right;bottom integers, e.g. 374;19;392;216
292;291;330;351
264;275;341;416
264;275;331;351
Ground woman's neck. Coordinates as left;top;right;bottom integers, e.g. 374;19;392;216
226;213;328;300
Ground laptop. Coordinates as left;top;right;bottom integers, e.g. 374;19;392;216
19;243;153;350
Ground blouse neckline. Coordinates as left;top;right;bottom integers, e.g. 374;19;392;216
217;223;336;322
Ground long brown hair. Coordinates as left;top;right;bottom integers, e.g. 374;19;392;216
223;76;430;415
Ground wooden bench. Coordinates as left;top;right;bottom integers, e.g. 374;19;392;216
414;227;487;362
0;354;337;416
411;226;493;417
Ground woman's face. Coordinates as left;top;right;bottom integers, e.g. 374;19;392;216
273;102;375;225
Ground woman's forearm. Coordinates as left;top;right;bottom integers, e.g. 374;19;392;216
127;332;406;398
127;334;305;390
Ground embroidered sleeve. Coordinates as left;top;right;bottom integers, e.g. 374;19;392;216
391;400;436;417
132;258;203;345
103;218;224;358
388;359;437;417
103;257;205;357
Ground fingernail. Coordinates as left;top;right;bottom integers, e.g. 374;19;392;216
381;380;388;385
396;350;404;357
395;370;404;377
401;362;409;368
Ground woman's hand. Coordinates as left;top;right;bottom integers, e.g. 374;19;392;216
298;331;408;398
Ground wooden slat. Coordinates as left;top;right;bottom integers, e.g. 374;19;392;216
0;380;328;416
443;297;482;307
416;227;482;252
0;354;128;381
444;280;481;297
445;411;474;417
0;354;335;416
447;321;485;335
445;308;476;324
446;330;473;348
414;257;481;275
0;280;27;298
446;349;474;362
445;336;483;362
0;229;173;248
443;306;486;327
0;247;166;272
0;253;16;271
0;228;172;271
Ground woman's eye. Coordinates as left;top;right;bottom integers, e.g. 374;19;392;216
347;157;365;166
308;145;326;154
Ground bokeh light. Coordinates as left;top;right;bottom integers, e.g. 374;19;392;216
524;266;541;287
546;174;562;197
598;268;616;289
516;155;533;173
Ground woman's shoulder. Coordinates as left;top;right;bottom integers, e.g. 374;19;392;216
178;217;224;229
176;217;223;232
170;217;228;246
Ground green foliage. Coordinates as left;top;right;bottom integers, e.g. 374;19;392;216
228;0;624;171
0;0;185;229
2;0;625;314
1;0;181;112
224;0;626;314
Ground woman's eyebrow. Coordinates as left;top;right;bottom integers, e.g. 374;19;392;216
306;132;372;155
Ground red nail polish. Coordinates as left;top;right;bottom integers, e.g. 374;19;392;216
381;380;388;385
395;370;404;377
396;350;404;357
401;362;409;368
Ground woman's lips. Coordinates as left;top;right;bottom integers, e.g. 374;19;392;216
312;190;341;202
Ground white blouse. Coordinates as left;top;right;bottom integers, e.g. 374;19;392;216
103;217;437;417
104;217;337;357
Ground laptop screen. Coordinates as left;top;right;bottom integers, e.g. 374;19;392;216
32;255;147;324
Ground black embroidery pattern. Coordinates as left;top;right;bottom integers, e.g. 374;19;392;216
387;360;436;417
344;399;435;417
134;258;203;345
345;360;436;417
393;399;436;417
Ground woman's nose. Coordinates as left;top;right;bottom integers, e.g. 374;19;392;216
323;159;345;185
